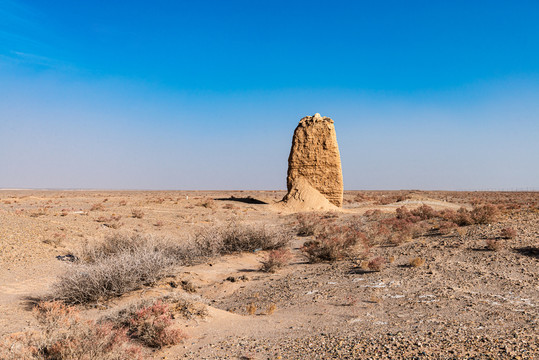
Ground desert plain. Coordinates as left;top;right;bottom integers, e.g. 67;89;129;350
0;189;537;359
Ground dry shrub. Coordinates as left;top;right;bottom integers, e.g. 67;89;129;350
367;257;386;272
199;199;216;209
364;209;383;219
266;303;277;315
219;222;289;254
439;209;458;223
180;280;197;293
77;234;178;263
409;257;425;267
166;295;208;319
296;213;321;236
388;232;412;246
395;206;420;223
246;303;257;315
378;217;421;244
301;224;367;263
471;204;499;224
113;300;185;348
260;249;292;273
131;209;145;219
54;252;174;304
55;224;290;304
500;227;517;239
410;205;438;220
486;238;503;251
455;207;473;226
0;301;143;360
438;221;458;235
54;235;181;304
375;194;408;205
181;222;290;265
106;294;206;326
450;205;499;226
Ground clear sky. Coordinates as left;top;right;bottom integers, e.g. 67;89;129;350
1;0;538;190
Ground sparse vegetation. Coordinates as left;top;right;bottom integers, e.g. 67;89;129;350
246;303;257;315
302;224;367;263
53;234;181;304
260;248;292;273
53;222;290;304
409;257;425;268
131;209;145;219
219;222;289;254
367;256;386;272
109;300;186;348
199;199;216;209
0;301;143;360
500;227;517;239
296;213;320;236
266;303;277;315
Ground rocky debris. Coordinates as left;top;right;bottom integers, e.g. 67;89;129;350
283;113;343;208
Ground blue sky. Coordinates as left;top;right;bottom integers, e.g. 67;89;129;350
1;0;538;190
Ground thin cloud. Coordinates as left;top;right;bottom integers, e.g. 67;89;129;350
0;0;68;71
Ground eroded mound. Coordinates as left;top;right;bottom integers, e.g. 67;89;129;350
277;177;339;212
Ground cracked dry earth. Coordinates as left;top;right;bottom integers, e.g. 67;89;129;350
0;190;538;359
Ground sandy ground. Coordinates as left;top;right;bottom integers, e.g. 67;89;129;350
0;190;537;359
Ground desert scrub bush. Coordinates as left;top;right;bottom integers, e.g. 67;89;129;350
409;257;425;267
455;207;474;226
366;256;387;272
246;303;257;315
54;251;174;304
296;212;321;236
471;204;499;224
438;221;458;235
55;224;290;304
198;198;216;209
500;227;517;239
376;216;422;245
131;209;145;219
260;249;292;273
108;300;186;348
105;295;206;331
301;224;368;263
76;234;178;263
410;204;439;220
219;222;289;253
178;222;290;265
395;206;420;223
0;301;143;360
451;205;499;226
54;234;183;304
